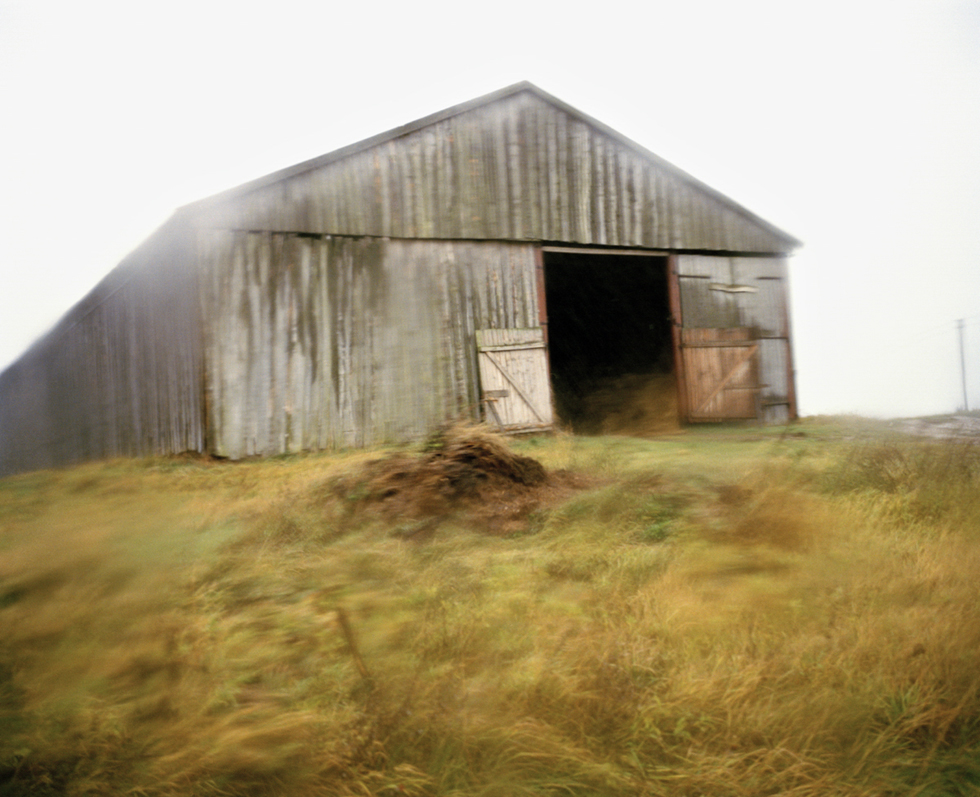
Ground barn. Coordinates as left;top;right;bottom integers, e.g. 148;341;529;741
0;82;800;476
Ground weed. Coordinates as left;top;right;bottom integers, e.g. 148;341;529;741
821;438;980;534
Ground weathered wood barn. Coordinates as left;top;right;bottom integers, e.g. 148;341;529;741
0;82;800;476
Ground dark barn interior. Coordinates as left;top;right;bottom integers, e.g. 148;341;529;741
543;251;677;435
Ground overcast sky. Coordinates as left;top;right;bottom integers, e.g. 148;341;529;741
1;0;978;418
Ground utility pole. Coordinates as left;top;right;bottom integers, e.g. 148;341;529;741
957;319;969;411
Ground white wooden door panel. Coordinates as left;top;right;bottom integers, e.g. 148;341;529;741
475;328;553;431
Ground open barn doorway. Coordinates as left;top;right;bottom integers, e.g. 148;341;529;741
543;250;677;435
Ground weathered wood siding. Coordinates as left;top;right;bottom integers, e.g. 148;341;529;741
676;254;794;422
0;221;204;476
199;232;538;458
196;91;789;254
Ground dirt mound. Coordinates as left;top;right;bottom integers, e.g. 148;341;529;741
573;372;679;436
334;425;574;537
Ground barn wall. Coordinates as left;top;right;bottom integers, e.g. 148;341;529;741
0;222;205;476
676;254;794;422
197;92;789;254
200;232;538;458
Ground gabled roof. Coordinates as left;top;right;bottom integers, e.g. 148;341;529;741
185;82;800;253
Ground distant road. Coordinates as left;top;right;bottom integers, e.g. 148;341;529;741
894;415;980;440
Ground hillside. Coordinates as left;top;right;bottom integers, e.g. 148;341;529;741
1;419;979;796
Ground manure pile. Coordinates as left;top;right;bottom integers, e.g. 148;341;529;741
333;425;579;537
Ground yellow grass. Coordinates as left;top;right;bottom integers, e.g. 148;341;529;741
1;418;979;795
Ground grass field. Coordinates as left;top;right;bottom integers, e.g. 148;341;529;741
1;418;980;796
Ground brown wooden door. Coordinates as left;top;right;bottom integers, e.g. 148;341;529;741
680;328;761;420
475;328;554;432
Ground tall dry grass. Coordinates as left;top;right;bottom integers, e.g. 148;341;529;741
1;421;979;795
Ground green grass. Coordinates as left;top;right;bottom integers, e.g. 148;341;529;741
2;418;980;795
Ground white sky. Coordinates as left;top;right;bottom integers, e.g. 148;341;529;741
1;0;978;418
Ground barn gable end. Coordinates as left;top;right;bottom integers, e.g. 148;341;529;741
192;83;796;254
